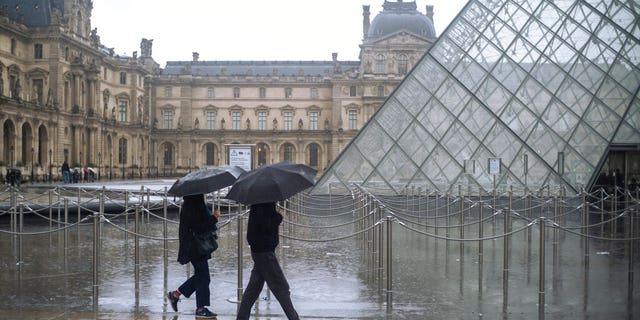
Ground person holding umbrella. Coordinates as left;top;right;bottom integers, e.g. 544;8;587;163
167;193;219;319
226;161;316;320
236;201;299;320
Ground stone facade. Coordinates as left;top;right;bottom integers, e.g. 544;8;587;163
0;0;435;180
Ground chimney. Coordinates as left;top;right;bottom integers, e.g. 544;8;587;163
426;5;434;19
363;5;370;37
192;52;199;61
332;52;338;62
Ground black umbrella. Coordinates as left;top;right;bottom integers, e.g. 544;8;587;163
168;165;246;196
225;161;317;205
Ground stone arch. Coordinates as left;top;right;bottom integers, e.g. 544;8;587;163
306;142;322;168
280;142;296;163
21;122;34;166
256;142;270;167
2;119;16;166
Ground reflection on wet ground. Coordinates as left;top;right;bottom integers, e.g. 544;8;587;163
0;183;639;319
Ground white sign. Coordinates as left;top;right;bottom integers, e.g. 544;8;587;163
488;158;501;175
229;147;252;171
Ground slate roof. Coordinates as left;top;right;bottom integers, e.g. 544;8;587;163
161;60;361;77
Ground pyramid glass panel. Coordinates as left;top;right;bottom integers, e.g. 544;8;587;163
314;0;640;195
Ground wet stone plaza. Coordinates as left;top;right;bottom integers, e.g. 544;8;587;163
0;181;639;319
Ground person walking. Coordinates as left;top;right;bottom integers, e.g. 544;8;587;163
236;202;299;320
61;161;70;183
167;194;219;319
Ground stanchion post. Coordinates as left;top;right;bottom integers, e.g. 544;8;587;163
627;211;635;317
539;219;546;320
92;210;100;310
237;203;244;306
18;203;24;267
385;215;393;311
134;204;141;302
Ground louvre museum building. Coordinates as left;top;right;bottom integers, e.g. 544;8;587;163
1;0;639;196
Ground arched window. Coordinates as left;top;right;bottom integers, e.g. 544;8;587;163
283;143;294;162
257;143;268;167
308;143;319;167
118;138;127;164
163;143;173;166
205;143;215;166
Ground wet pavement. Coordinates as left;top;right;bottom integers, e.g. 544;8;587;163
0;181;639;319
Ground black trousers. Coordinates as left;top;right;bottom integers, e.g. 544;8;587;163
236;251;299;320
178;257;211;308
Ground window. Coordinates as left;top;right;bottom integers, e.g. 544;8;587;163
34;43;43;59
10;38;16;54
205;143;215;165
310;87;318;99
164;86;172;97
349;86;357;97
375;54;385;74
118;138;127;164
233;87;240;98
398;54;408;75
119;72;127;85
285;87;292;98
163;110;173;129
103;67;107;80
163;143;173;166
377;85;385;97
206;111;215;129
309;143;319;167
118;100;128;122
283;144;294;162
283;112;293;131
231;111;241;130
309;111;318;130
258;111;267;130
348;110;357;130
65;47;70;61
207;87;214;98
257;143;268;166
259;87;266;98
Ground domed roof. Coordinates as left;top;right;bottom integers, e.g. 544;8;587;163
368;1;435;39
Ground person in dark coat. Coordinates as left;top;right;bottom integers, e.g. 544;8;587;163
236;202;299;320
61;161;71;183
167;194;219;319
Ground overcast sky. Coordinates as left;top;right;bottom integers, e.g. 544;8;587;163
91;0;468;67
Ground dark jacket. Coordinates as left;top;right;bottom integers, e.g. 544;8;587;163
177;194;218;265
246;202;282;253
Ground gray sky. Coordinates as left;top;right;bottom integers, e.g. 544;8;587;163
92;0;467;67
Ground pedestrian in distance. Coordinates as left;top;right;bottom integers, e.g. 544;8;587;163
236;202;299;320
61;161;71;183
167;193;220;319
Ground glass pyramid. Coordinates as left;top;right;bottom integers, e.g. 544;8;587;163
315;0;640;195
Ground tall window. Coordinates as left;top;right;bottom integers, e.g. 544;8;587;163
348;110;357;130
10;38;16;54
163;143;173;166
207;87;215;98
310;87;318;99
257;143;268;166
34;43;43;59
349;86;357;97
233;87;240;98
118;138;127;164
309;143;319;167
285;87;292;98
232;111;241;130
283;112;293;131
258;111;267;130
205;143;215;165
309;111;318;130
118;101;128;122
375;54;385;74
259;87;266;98
283;144;294;162
398;54;408;75
206;111;215;129
103;67;107;80
377;85;385;97
164;86;172;97
163;110;173;129
119;72;127;85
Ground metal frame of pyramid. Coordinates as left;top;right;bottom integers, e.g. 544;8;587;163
315;0;640;195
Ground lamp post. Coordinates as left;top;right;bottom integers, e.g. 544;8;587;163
109;152;112;180
122;156;125;180
98;152;102;180
30;147;34;182
139;156;142;178
48;149;52;182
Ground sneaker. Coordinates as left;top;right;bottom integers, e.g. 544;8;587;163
167;291;179;312
195;307;217;319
